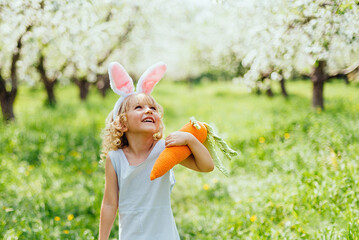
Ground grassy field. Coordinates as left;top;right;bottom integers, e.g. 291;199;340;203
1;80;359;239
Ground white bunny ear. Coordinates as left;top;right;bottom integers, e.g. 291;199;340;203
136;62;167;94
108;62;134;96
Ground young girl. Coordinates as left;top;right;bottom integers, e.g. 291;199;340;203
98;62;214;240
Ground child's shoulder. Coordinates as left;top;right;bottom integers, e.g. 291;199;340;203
156;139;165;151
107;148;124;163
108;148;122;156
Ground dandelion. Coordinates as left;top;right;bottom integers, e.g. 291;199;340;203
284;133;290;139
63;230;69;234
259;137;265;143
250;215;257;222
59;155;65;161
70;151;80;158
67;214;74;221
203;184;210;190
54;216;61;221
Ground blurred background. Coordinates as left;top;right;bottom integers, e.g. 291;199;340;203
1;0;359;239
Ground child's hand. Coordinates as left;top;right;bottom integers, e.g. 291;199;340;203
165;131;194;147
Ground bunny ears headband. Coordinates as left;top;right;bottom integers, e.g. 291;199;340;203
108;62;167;120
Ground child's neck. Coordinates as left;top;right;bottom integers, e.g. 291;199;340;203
123;133;157;165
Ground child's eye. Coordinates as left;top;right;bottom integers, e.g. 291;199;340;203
150;107;157;111
135;106;142;109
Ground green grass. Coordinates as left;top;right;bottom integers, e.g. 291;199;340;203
1;80;359;239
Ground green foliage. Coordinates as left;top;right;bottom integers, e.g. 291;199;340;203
1;80;359;239
188;69;235;84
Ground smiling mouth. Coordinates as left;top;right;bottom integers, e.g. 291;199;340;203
142;117;155;123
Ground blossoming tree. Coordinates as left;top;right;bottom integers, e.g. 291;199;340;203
229;0;359;109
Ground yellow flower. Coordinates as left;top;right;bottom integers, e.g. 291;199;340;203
248;198;254;203
67;214;74;221
357;219;359;224
250;215;257;222
63;230;69;234
284;133;290;139
70;151;80;158
203;184;210;190
28;165;34;171
54;216;61;221
59;155;65;161
259;137;265;143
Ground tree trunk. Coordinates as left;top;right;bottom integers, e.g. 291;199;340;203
44;79;57;106
311;60;328;110
0;25;31;122
96;73;110;98
266;87;274;97
280;79;288;98
255;88;261;95
76;77;90;101
37;54;57;106
0;94;15;121
0;77;16;122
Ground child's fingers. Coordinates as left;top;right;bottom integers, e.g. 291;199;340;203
165;139;176;147
166;131;192;147
165;136;182;147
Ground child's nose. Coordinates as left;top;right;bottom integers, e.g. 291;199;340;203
145;108;153;114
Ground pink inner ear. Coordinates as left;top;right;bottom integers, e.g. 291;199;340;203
111;64;133;93
142;66;166;94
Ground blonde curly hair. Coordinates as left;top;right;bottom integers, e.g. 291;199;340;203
100;93;164;162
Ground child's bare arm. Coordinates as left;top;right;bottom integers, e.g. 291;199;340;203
165;131;214;172
99;155;119;240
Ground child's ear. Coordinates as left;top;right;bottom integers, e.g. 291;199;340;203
122;126;128;132
136;62;167;94
120;115;128;132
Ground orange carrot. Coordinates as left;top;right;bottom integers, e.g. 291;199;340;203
150;121;207;181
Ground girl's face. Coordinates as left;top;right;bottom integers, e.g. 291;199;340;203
124;94;161;135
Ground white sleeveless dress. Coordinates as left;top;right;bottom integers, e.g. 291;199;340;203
109;139;180;240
